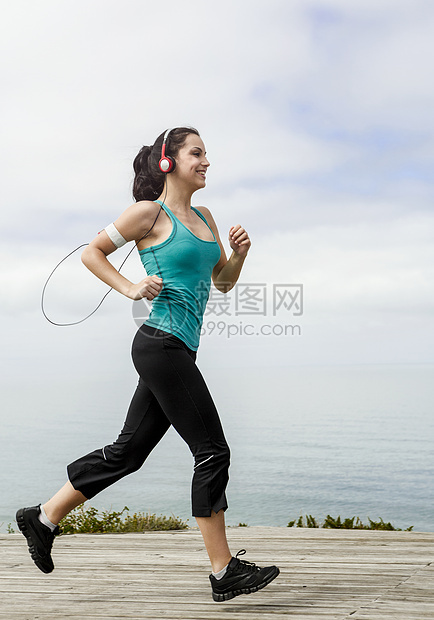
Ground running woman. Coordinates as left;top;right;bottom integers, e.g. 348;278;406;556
16;127;279;602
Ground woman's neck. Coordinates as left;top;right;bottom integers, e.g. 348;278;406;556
157;179;196;215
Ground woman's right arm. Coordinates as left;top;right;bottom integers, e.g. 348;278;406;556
81;201;163;301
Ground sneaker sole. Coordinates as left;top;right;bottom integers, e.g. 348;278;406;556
16;509;54;574
212;566;280;602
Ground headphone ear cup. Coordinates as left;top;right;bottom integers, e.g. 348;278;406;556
159;156;176;173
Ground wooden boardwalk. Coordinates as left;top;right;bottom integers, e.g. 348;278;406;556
1;526;433;619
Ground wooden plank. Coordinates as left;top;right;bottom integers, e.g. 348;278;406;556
1;527;433;619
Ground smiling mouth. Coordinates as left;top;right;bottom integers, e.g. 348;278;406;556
197;171;206;177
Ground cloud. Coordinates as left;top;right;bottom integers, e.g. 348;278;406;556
241;207;434;314
1;0;433;367
3;1;433;218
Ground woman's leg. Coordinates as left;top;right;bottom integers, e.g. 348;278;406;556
196;509;232;573
43;481;86;524
44;374;172;525
66;377;171;502
131;328;232;571
16;352;172;574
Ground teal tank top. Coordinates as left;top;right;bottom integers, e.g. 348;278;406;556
138;200;221;351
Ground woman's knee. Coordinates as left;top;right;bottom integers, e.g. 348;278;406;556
104;443;147;474
193;441;230;472
216;443;230;469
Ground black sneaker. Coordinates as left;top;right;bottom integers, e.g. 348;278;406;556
210;549;280;602
16;505;59;574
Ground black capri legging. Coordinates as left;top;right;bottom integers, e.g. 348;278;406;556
67;325;230;517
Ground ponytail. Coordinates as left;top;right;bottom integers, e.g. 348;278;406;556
132;145;164;202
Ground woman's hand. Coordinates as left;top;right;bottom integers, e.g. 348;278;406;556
127;276;163;301
229;225;251;257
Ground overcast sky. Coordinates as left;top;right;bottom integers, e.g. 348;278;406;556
1;0;434;392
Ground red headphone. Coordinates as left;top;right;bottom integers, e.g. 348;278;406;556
158;128;175;173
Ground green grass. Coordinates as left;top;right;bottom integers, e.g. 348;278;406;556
58;504;189;534
287;514;413;531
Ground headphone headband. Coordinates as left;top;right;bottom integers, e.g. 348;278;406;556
162;128;172;144
159;128;175;173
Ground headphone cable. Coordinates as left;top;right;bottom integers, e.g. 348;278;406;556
41;193;166;326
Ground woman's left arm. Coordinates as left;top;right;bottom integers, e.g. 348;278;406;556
198;207;251;294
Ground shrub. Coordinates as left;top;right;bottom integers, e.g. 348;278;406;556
58;504;188;534
288;514;413;531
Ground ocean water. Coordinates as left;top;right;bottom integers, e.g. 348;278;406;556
1;363;433;532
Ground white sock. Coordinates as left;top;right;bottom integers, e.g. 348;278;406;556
38;504;57;532
212;563;229;580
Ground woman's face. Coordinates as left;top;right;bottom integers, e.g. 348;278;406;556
174;133;210;189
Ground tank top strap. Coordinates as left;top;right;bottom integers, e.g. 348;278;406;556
154;199;175;221
153;200;216;241
190;206;215;237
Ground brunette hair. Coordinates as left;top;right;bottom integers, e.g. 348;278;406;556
132;127;200;201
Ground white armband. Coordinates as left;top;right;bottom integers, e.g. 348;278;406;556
104;223;127;248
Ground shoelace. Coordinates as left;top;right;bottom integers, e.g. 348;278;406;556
233;549;261;573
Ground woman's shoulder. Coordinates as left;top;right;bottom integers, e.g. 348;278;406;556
193;206;223;243
195;206;219;228
194;205;213;221
119;200;162;222
133;199;161;214
114;200;163;241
